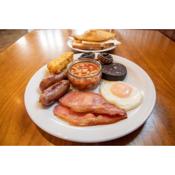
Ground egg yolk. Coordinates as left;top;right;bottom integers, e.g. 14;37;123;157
111;82;132;98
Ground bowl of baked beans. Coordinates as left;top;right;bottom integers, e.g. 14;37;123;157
68;59;102;90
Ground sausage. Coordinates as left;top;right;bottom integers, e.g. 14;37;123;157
39;71;67;92
39;80;70;106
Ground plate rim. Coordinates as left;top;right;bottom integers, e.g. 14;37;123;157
24;54;156;143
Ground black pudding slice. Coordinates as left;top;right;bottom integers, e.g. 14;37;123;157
97;53;113;65
102;63;127;81
78;52;95;60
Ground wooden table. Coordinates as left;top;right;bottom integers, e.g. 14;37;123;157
0;29;175;145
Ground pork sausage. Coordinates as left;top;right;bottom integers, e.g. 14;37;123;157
39;71;67;92
39;80;70;106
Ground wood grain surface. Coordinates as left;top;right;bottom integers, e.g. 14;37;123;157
0;29;175;145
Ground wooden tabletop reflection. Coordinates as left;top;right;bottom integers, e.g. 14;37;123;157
0;29;175;145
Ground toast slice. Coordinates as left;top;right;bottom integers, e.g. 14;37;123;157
73;30;116;42
72;39;115;50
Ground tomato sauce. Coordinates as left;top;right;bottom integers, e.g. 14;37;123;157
68;60;102;90
70;62;100;77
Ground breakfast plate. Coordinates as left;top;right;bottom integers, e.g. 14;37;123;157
67;38;121;53
24;54;156;143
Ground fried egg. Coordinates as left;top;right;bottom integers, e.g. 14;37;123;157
100;81;144;111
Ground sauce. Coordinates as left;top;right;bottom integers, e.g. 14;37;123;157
70;62;100;77
68;60;101;90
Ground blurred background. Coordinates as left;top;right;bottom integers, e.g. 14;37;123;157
0;29;174;53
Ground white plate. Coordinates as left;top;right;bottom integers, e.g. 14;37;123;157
24;54;156;143
67;38;121;53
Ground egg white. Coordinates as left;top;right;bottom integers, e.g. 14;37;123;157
100;81;144;111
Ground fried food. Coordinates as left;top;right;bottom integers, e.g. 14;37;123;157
97;53;113;65
59;91;126;116
102;63;127;81
73;30;116;42
54;104;127;126
72;39;115;50
78;52;95;60
100;81;143;111
39;71;67;91
47;51;74;74
54;91;127;126
39;80;70;106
